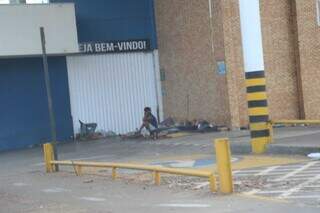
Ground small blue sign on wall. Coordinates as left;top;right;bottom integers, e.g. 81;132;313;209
217;61;227;75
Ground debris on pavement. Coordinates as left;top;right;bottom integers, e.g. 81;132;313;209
120;131;144;140
117;117;230;141
307;153;320;160
83;179;94;183
159;117;175;127
103;130;118;138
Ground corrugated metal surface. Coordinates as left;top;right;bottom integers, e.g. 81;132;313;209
66;52;158;134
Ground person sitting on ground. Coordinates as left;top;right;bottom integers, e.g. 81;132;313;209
139;107;158;139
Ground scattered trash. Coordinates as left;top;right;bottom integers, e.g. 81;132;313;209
76;120;101;141
166;127;180;134
217;126;229;131
176;120;197;131
196;120;218;132
120;131;143;140
104;131;117;137
119;117;230;141
159;117;175;127
79;120;97;137
79;197;106;202
42;187;70;193
307;153;320;160
83;179;94;183
140;128;150;137
240;126;248;130
173;119;219;133
273;124;286;128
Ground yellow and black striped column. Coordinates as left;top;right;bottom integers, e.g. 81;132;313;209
245;71;270;154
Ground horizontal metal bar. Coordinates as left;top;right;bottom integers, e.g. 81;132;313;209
50;160;212;178
271;120;320;125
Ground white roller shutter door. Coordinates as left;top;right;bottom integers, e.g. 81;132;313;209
66;52;159;134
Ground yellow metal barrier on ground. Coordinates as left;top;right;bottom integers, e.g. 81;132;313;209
43;139;235;194
271;120;320;125
267;120;320;144
48;160;216;192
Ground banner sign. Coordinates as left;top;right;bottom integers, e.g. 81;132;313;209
79;39;150;54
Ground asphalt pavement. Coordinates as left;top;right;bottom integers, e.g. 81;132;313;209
1;126;320;212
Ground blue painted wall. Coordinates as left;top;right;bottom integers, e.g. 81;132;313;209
52;0;158;49
0;0;157;151
0;57;74;151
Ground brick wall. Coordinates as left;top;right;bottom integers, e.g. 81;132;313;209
260;0;300;120
294;0;320;119
222;0;300;125
155;0;232;126
155;0;317;127
222;0;248;127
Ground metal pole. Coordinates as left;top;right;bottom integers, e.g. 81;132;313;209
239;0;270;154
152;51;161;123
40;27;59;171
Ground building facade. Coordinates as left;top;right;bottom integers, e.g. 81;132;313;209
1;0;320;151
0;0;161;151
155;0;320;128
53;0;163;135
0;3;77;151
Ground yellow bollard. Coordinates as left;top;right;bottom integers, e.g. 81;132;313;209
43;143;55;173
208;174;216;192
75;165;82;176
154;171;161;186
112;167;117;180
214;138;233;194
267;121;274;143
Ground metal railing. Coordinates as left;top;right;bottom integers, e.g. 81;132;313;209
271;120;320;125
50;160;216;191
43;138;234;194
267;120;320;144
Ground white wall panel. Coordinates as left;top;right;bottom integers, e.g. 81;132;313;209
239;0;264;72
0;3;78;57
67;52;160;134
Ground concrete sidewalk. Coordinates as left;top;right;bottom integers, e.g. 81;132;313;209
223;126;320;155
131;126;320;155
51;125;320;157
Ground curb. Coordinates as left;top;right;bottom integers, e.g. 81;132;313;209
230;143;320;156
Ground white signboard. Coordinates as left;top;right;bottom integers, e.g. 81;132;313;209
0;3;78;57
